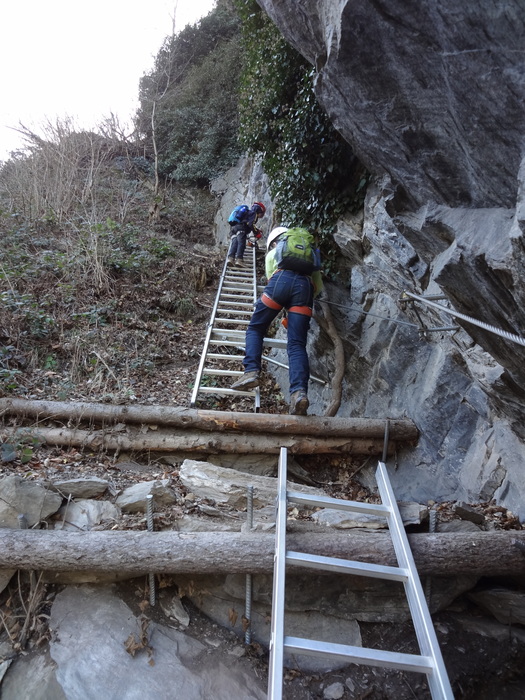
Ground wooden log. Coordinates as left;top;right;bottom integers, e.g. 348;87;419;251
0;529;524;577
1;425;391;455
0;398;418;441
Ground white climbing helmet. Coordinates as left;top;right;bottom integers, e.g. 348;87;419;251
266;226;288;250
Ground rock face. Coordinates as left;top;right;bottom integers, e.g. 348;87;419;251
217;3;525;517
257;0;525;209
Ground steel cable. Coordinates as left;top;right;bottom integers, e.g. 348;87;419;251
322;294;525;348
403;292;525;348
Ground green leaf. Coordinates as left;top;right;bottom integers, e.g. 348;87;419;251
20;447;34;464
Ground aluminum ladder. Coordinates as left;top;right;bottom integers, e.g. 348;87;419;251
268;447;453;700
190;246;286;410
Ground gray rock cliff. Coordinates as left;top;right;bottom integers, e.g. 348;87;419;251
257;0;525;209
220;2;525;517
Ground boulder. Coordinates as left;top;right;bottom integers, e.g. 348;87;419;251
468;587;525;626
0;476;62;528
51;477;109;499
53;500;121;532
1;585;266;700
115;480;177;513
179;459;324;510
311;501;427;529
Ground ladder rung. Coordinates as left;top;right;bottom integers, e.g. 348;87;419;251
214;318;251;325
217;307;253;313
211;328;245;336
222;283;252;287
287;491;391;517
283;637;434;674
225;272;252;279
220;293;254;300
209;340;246;348
212;337;287;349
264;338;287;349
285;551;408;582
206;353;244;360
203;368;243;377
197;386;256;396
211;334;245;342
219;300;253;307
222;283;253;290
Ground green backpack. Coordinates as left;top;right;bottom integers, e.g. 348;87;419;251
274;228;321;275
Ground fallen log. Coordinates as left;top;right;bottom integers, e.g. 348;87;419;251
1;529;524;577
0;398;418;441
1;426;394;455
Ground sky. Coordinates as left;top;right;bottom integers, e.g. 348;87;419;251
0;0;217;160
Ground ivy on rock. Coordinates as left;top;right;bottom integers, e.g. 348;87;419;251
235;0;368;268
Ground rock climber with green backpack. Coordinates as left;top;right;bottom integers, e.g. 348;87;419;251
231;226;323;415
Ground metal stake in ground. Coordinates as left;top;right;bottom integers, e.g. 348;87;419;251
245;485;254;644
147;494;156;607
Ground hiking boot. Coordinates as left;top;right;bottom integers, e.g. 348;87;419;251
290;390;309;416
231;371;260;391
227;257;235;265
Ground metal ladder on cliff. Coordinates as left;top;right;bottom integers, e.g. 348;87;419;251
268;447;453;700
190;246;286;410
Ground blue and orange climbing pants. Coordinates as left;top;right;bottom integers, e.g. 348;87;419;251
243;269;314;394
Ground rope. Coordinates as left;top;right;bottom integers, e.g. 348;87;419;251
403;292;525;348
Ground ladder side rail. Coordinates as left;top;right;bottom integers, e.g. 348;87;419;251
190;257;231;407
375;462;454;700
268;447;288;700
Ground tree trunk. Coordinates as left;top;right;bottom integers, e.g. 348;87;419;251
0;530;524;577
1;426;393;455
0;399;418;441
315;300;345;418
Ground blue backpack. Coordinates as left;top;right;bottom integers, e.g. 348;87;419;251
228;204;249;225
